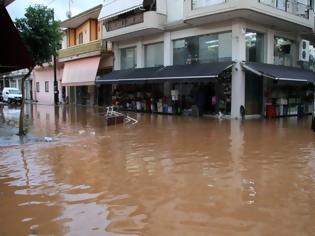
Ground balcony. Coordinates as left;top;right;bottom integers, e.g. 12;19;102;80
58;40;112;62
258;0;310;19
102;11;166;41
184;0;314;33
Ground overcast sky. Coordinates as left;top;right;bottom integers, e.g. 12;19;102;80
7;0;103;21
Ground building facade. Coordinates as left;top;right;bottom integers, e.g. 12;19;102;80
58;5;113;106
32;63;63;105
1;69;33;100
97;0;315;118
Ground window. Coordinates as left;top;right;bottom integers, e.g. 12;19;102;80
10;79;17;88
121;47;136;69
173;32;232;65
36;82;40;93
145;43;164;67
246;30;265;63
274;36;297;66
45;81;49;93
78;32;83;44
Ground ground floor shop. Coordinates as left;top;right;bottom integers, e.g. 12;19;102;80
111;76;232;116
67;85;96;106
97;62;233;116
243;62;315;118
97;61;315;119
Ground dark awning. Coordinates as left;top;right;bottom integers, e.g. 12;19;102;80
0;5;34;73
97;61;234;84
242;62;315;83
97;66;163;83
156;61;233;79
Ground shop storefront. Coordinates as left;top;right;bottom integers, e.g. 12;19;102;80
97;62;233;116
62;57;100;106
242;62;315;118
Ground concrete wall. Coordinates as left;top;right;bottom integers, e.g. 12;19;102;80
166;0;183;23
76;21;90;44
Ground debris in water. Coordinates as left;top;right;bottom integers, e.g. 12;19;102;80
44;137;53;142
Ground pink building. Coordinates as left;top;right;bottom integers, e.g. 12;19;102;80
32;64;63;105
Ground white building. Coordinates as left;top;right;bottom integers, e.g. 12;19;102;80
97;0;315;118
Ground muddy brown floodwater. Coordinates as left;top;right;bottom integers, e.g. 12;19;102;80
0;104;315;236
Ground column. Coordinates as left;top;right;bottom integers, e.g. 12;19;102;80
163;32;172;102
113;42;120;70
136;40;144;68
231;20;246;119
164;32;172;66
266;30;275;64
263;30;275;115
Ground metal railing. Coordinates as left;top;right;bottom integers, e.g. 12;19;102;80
192;0;227;10
191;0;310;19
258;0;310;19
58;40;112;59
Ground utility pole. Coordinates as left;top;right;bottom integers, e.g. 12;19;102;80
52;9;59;105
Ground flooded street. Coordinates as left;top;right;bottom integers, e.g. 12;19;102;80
0;104;315;236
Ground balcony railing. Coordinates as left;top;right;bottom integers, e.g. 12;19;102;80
105;12;144;32
58;40;111;59
258;0;310;19
191;0;310;19
192;0;226;10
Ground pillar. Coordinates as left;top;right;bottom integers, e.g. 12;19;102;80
263;30;275;115
266;30;275;64
231;20;246;119
136;40;144;68
164;32;172;66
113;42;120;70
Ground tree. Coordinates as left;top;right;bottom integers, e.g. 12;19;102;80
15;5;63;135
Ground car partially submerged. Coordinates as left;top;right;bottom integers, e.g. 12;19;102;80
2;88;22;104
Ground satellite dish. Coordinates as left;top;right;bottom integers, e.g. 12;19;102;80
66;10;72;18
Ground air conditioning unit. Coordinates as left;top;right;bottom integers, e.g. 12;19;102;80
299;39;310;62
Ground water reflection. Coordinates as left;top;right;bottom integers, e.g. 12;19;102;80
0;104;315;235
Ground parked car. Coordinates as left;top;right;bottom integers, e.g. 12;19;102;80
2;88;22;104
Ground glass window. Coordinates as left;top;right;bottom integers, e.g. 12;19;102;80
36;82;40;93
274;36;296;66
121;47;136;70
246;30;265;63
145;43;164;67
78;33;83;44
45;81;49;93
199;34;218;64
173;32;232;65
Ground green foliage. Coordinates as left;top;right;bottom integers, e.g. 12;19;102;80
15;4;63;66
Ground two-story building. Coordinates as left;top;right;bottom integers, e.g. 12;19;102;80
58;4;113;106
97;0;315;118
33;5;113;106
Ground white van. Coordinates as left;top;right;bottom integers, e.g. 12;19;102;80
2;88;22;104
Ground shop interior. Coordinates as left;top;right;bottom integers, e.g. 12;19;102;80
264;79;314;118
111;70;232;116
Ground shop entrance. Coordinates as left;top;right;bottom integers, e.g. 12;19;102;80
245;72;263;115
264;79;314;118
